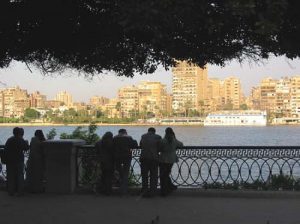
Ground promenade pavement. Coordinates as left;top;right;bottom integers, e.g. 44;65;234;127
1;190;300;224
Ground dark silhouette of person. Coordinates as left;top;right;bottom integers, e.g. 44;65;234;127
113;129;138;195
139;127;162;197
26;130;46;193
95;131;114;195
4;127;29;196
159;127;183;196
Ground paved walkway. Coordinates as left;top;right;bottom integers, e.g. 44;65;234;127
1;190;300;224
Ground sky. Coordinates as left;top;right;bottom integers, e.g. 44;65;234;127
1;56;300;102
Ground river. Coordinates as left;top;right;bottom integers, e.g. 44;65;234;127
0;125;300;146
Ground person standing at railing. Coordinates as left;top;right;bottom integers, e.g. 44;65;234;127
95;131;114;195
159;127;183;197
113;129;138;195
4;127;29;196
140;127;162;198
26;130;46;193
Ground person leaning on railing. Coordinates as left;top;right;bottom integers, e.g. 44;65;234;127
158;127;183;197
113;129;138;195
139;127;162;198
95;131;114;195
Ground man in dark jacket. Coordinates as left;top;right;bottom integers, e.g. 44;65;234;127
4;127;29;196
140;127;162;197
113;129;138;195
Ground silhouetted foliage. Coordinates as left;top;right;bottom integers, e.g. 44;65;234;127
46;128;57;140
0;1;300;76
60;123;100;144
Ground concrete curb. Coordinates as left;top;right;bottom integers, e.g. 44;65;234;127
75;186;300;199
174;189;300;198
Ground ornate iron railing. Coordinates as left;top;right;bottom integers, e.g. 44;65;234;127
77;146;300;188
1;145;300;189
0;145;5;178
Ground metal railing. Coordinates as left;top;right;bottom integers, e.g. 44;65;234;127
1;145;300;189
77;146;300;188
0;145;5;179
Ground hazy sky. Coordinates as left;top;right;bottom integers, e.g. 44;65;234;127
1;56;300;102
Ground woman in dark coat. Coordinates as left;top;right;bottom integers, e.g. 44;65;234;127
96;132;114;195
26;130;46;193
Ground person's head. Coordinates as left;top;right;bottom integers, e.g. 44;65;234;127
165;127;175;143
34;130;46;141
13;127;20;137
148;127;156;134
102;131;113;141
19;128;24;137
118;129;127;135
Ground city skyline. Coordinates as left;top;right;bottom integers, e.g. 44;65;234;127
2;73;300;120
1;56;300;102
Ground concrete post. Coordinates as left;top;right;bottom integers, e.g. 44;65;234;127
43;139;86;194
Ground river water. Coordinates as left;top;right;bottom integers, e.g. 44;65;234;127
1;125;300;146
1;125;300;185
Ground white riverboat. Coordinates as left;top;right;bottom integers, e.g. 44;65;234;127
159;117;204;125
204;110;267;126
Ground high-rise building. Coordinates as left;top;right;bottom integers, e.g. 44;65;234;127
223;76;242;110
172;61;208;113
290;76;300;117
55;91;73;107
29;91;47;108
118;85;139;117
117;81;170;118
137;81;168;116
249;86;261;110
206;78;223;112
0;86;29;117
260;77;277;112
275;77;291;116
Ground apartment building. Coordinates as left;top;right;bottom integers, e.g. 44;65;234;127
223;76;242;110
206;78;223;112
103;98;120;118
44;100;62;109
117;81;170;118
0;86;29;117
137;81;169;116
275;77;291;116
118;85;139;117
249;87;261;110
89;96;109;108
29;91;47;108
55;91;73;107
260;77;277;112
172;61;208;113
290;76;300;117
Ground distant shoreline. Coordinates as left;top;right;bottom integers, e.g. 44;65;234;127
0;122;196;127
0;122;153;127
0;122;298;127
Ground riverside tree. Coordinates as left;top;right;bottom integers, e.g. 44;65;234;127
0;0;299;76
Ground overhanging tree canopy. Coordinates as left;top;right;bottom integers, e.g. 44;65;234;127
0;0;299;76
